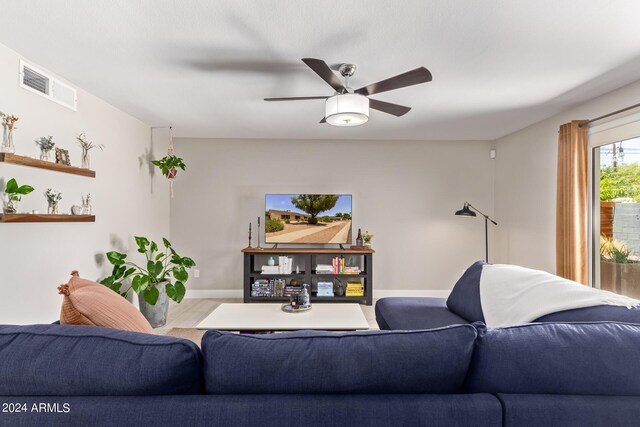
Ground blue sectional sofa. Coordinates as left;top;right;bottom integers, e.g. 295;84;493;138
1;321;640;426
376;260;640;330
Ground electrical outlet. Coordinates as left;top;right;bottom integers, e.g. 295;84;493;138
194;269;200;278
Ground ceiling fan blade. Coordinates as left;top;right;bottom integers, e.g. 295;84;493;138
302;58;346;93
355;67;432;96
320;117;326;123
264;96;329;101
368;98;412;117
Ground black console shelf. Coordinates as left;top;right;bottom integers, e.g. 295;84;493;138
242;247;374;305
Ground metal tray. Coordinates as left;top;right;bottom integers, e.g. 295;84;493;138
281;303;312;313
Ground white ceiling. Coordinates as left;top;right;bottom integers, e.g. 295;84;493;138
1;0;640;140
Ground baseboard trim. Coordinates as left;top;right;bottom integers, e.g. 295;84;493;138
185;289;244;299
185;289;450;299
374;290;450;298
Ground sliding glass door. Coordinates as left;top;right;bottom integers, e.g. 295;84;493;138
592;137;640;297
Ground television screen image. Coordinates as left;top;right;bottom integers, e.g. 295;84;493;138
265;194;352;244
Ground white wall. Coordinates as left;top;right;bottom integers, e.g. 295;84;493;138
493;79;640;273
170;138;495;296
0;43;169;324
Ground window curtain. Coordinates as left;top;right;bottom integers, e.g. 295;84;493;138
556;120;589;284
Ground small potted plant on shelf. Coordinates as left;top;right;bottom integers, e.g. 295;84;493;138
76;132;104;169
362;231;374;247
35;136;55;161
152;154;186;179
44;189;62;214
0;112;19;153
100;236;196;328
3;178;34;214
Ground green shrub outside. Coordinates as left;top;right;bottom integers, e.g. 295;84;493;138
266;219;284;232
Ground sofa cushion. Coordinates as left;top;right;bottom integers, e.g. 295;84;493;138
535;304;640;323
202;325;478;394
498;394;640;427
0;394;504;427
446;261;486;322
0;324;203;396
466;322;640;395
376;297;469;330
58;273;153;333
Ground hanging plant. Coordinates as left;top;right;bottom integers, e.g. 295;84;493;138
152;154;186;179
151;126;185;198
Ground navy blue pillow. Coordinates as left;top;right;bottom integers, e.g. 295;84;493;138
467;322;640;395
0;324;203;396
446;261;486;322
202;325;478;394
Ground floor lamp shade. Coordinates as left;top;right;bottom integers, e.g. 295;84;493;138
455;203;477;217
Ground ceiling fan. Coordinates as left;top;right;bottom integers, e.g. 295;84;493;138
264;58;432;126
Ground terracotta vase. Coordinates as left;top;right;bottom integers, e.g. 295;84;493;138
166;169;178;179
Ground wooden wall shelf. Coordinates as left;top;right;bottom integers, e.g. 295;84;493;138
0;214;95;223
0;153;96;178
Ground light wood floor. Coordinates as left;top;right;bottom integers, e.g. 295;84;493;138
155;298;379;334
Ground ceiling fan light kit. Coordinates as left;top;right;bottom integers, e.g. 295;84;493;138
325;94;369;126
264;58;432;127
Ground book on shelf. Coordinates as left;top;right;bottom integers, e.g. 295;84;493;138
283;286;303;297
315;264;333;274
316;281;334;297
261;266;279;274
321;257;361;275
251;278;286;297
345;281;364;297
260;256;295;274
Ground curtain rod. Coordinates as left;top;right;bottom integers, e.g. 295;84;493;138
578;102;640;128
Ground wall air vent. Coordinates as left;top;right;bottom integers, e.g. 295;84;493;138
19;60;77;111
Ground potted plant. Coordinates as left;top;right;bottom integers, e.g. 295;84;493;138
362;231;374;247
0;112;18;153
3;178;34;213
600;235;640;298
44;189;62;214
76;132;104;169
100;236;195;327
35;136;55;161
152;155;186;179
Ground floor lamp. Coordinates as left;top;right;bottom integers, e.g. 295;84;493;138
455;202;498;262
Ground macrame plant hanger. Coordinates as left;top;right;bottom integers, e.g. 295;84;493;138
167;126;175;198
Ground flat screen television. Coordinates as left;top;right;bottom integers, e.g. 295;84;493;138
265;194;352;244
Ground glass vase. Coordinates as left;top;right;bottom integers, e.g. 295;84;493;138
48;202;59;215
4;198;18;214
81;149;90;169
40;149;51;161
1;125;15;154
